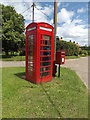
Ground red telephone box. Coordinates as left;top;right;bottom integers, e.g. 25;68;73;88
26;22;54;84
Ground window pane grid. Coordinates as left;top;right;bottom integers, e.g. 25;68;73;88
28;35;34;74
40;34;51;77
40;60;51;63
40;70;51;74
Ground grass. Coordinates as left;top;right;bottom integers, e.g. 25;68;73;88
2;67;88;118
0;55;25;61
0;54;88;61
0;55;80;61
65;56;80;59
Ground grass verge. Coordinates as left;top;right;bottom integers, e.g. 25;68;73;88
65;56;80;59
1;55;25;61
1;55;80;61
1;55;89;61
2;67;88;118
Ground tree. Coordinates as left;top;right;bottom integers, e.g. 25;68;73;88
1;4;25;55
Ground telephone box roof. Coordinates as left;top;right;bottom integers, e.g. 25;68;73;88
26;22;54;29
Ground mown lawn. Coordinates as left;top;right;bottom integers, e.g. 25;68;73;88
0;55;80;61
1;55;89;61
65;56;80;59
0;55;25;61
2;67;88;118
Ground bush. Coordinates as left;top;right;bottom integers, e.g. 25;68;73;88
56;40;80;56
88;51;90;55
19;51;25;56
80;50;88;56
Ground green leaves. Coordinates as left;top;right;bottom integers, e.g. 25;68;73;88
56;39;80;56
1;4;25;55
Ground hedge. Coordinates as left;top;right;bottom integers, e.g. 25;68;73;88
56;40;80;56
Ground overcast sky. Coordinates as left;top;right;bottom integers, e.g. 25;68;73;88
0;0;89;46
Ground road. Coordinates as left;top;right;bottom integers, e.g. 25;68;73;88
0;57;89;88
62;57;88;88
0;61;25;68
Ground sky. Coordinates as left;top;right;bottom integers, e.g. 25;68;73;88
0;0;89;46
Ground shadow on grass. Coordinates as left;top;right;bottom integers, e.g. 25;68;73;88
14;72;38;86
15;72;62;117
14;72;30;83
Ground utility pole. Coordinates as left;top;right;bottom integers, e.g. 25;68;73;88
32;1;35;22
53;0;57;76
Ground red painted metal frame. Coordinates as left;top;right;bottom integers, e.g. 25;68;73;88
26;22;54;84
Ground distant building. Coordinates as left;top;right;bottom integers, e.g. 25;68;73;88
73;41;81;47
59;37;63;41
57;36;81;48
76;43;81;47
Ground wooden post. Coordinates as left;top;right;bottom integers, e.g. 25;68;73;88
32;1;34;22
53;0;57;76
58;64;60;77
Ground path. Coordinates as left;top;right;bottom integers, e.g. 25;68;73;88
0;57;89;88
0;61;25;68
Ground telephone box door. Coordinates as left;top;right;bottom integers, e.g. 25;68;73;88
40;32;53;82
26;32;36;81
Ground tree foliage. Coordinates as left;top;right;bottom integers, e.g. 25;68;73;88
1;4;25;55
80;46;90;56
56;40;80;56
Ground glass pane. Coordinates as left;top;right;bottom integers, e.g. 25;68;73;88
43;51;49;55
42;62;50;66
28;51;33;56
43;40;49;45
41;34;42;39
42;67;50;72
28;56;33;61
46;67;50;71
28;67;33;72
42;57;50;61
28;61;33;67
28;46;33;50
43;35;50;40
42;72;50;77
28;35;34;73
28;35;33;44
43;46;49;50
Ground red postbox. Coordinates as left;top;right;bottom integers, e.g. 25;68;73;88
26;22;54;84
56;50;65;65
55;50;65;77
